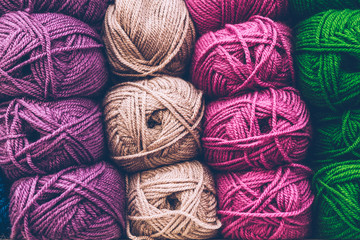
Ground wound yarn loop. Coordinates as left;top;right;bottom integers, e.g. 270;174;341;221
191;16;294;98
9;162;126;240
0;172;10;235
127;160;221;240
0;98;104;180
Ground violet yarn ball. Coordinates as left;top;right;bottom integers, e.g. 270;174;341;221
216;164;314;240
191;16;294;98
9;162;126;240
0;11;107;100
185;0;288;35
203;87;311;171
0;98;104;181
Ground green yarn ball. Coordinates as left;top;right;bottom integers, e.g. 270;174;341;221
295;9;360;111
313;161;360;239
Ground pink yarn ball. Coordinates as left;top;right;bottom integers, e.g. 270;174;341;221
185;0;288;35
191;16;293;98
216;164;314;240
203;87;311;171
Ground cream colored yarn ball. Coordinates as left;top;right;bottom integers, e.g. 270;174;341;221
103;76;204;172
103;0;196;78
126;160;221;239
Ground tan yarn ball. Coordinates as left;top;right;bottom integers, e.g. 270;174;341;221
103;0;196;78
126;160;221;240
103;76;204;172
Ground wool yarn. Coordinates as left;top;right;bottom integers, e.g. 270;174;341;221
0;11;107;100
9;162;126;240
103;76;204;172
127;160;221;240
313;160;360;239
103;0;196;78
203;87;311;171
191;16;293;98
295;9;360;111
216;164;314;240
0;171;10;236
185;0;288;35
0;98;104;180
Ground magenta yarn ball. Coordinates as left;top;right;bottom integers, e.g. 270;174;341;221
191;16;293;98
0;98;105;181
216;164;314;240
185;0;288;35
203;87;311;171
9;162;126;240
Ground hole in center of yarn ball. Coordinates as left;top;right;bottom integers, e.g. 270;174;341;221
166;193;180;210
23;124;41;144
258;117;271;134
147;110;163;129
341;53;360;73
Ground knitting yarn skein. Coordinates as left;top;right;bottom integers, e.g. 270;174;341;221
185;0;288;35
0;172;10;236
103;76;204;172
0;11;107;100
127;160;221;239
0;98;104;180
295;9;360;111
103;0;196;78
217;164;314;240
203;87;311;171
10;162;126;240
191;16;293;98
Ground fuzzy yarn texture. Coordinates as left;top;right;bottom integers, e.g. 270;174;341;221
313;160;360;239
0;11;107;100
0;172;10;236
216;164;314;240
103;0;196;78
295;9;360;112
185;0;288;35
191;16;294;99
9;162;126;240
203;87;311;171
126;160;221;240
0;98;104;181
103;76;204;172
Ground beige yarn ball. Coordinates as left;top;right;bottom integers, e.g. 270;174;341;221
103;0;196;78
126;160;221;240
103;76;204;172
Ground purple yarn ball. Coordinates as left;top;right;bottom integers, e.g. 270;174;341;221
9;162;126;240
0;98;105;181
0;11;108;100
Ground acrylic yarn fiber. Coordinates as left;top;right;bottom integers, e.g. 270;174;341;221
103;76;204;172
295;9;360;111
185;0;288;35
216;164;314;240
0;172;10;236
0;98;104;180
103;0;196;78
9;162;126;240
0;11;107;100
191;16;293;99
127;160;221;240
203;87;311;171
313;160;360;239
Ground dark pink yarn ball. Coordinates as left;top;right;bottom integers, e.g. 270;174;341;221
203;87;311;171
0;98;105;180
185;0;288;35
216;164;314;240
9;162;126;240
191;16;293;98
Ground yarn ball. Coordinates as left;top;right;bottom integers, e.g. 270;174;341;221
0;171;10;236
9;162;126;240
0;98;104;180
191;16;293;98
313;161;360;239
103;0;196;78
103;76;204;172
203;87;311;171
185;0;288;35
127;160;221;239
295;9;360;111
0;11;107;100
216;164;314;240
